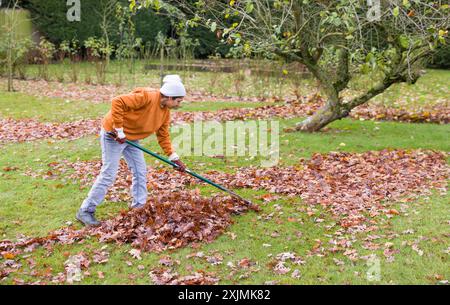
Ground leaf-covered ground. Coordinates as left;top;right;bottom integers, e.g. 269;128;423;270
1;149;448;284
0;78;262;104
0;68;449;285
1;68;449;125
21;149;450;231
1;64;448;107
0;118;100;144
1;98;448;145
0;190;257;282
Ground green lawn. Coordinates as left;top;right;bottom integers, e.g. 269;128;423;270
355;69;450;108
174;100;272;112
12;59;450;108
0;92;109;122
0;142;448;284
0;91;271;122
0;69;448;285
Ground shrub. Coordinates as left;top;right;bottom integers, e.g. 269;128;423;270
84;37;113;84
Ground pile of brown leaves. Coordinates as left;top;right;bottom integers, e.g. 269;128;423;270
0;190;253;252
0;190;254;282
26;149;449;231
0;118;100;144
209;149;449;229
91;190;253;252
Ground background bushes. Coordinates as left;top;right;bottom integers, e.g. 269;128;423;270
428;44;450;69
21;0;223;59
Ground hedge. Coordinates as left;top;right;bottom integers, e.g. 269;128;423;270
21;0;224;58
23;0;171;48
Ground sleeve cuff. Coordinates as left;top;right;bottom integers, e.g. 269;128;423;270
168;152;179;161
114;128;126;138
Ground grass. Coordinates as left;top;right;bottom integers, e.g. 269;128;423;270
0;92;109;122
0;116;448;173
0;91;271;122
174;101;272;112
0;68;448;285
0;116;448;284
353;69;450;108
8;59;449;108
1;164;448;284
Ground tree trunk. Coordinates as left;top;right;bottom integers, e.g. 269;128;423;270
160;45;164;85
295;102;349;132
294;74;401;132
7;42;13;92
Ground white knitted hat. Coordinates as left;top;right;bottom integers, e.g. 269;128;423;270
160;81;186;97
162;74;182;83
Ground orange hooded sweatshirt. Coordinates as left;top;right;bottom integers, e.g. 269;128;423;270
102;88;173;156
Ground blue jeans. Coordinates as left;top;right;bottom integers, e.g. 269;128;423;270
80;129;147;213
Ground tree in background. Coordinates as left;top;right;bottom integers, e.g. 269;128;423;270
24;0;174;56
138;0;449;132
95;0;120;67
0;0;32;91
428;44;450;69
34;37;55;81
84;37;114;84
58;39;82;82
133;8;171;51
115;3;144;84
25;0;104;44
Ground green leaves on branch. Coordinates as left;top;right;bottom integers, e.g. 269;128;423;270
393;6;400;17
58;39;80;59
398;35;410;50
245;2;254;14
402;0;411;9
210;22;217;33
393;0;412;17
84;37;113;59
360;46;401;75
438;30;448;45
0;38;32;65
273;0;290;10
129;0;161;12
226;0;254;13
36;37;56;63
322;12;343;27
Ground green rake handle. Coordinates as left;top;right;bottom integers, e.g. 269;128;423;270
106;132;256;208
